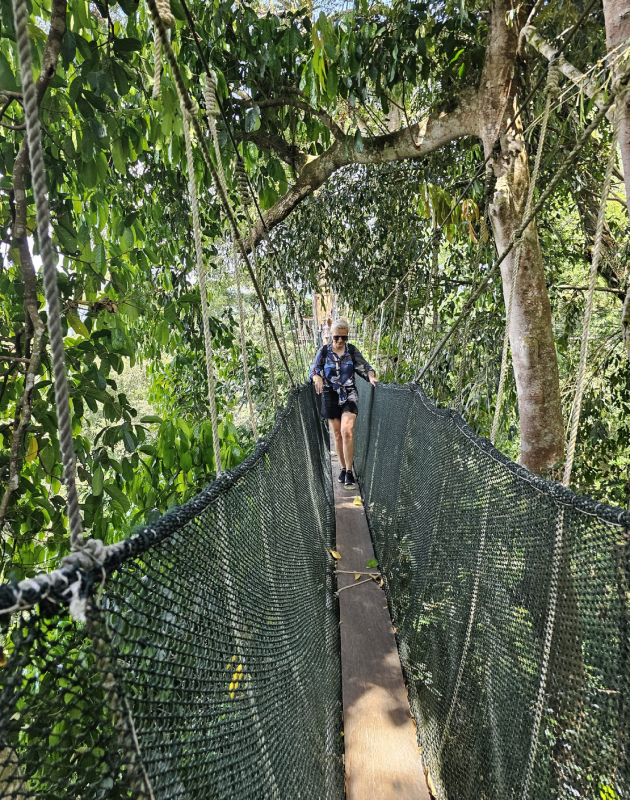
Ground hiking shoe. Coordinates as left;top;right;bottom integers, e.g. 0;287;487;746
344;470;356;489
337;468;347;483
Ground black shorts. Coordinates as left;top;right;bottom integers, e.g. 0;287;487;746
321;387;359;420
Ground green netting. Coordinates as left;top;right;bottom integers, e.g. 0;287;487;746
354;381;630;800
0;386;343;800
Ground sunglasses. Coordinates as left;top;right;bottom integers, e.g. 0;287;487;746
333;335;349;341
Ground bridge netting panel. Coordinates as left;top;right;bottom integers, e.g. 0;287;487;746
0;386;343;799
354;381;630;800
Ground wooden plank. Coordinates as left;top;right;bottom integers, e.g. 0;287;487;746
332;449;431;800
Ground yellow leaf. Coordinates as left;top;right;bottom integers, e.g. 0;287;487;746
330;550;342;560
231;655;237;661
232;672;239;682
229;692;235;699
25;436;38;463
237;664;242;672
229;682;234;691
353;497;362;506
354;573;361;581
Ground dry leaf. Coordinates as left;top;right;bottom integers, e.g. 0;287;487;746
330;550;342;560
354;573;361;580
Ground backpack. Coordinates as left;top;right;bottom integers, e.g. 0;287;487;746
315;343;357;374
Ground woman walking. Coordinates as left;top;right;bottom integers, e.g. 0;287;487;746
309;319;377;489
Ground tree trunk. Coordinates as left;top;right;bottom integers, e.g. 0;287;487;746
480;0;565;473
603;0;630;217
602;0;630;355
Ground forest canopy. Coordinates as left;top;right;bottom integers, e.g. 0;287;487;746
0;0;629;582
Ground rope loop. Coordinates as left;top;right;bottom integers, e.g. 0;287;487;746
152;0;175;100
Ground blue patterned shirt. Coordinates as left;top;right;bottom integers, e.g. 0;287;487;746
309;343;375;404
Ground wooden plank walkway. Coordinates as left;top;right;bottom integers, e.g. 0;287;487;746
331;447;431;800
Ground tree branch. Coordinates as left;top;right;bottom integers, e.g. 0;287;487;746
246;91;479;250
230;95;345;140
233;130;309;170
523;24;608;110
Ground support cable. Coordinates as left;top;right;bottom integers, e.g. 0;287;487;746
181;103;223;472
12;0;83;549
232;243;259;439
562;98;623;487
152;0;174;99
455;216;488;411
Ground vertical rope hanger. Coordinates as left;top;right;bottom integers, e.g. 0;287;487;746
490;63;560;445
562;97;623;487
231;243;259;439
152;0;174;99
12;0;83;549
234;160;279;411
181;103;223;473
204;74;259;437
394;275;411;383
455;215;489;411
385;282;400;378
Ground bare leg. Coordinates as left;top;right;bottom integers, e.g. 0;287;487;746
330;418;345;468
341;412;356;472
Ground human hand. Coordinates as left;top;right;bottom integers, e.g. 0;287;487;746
369;375;378;388
313;375;324;394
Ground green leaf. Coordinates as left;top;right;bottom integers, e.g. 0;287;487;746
92;466;104;497
366;558;378;568
104;483;130;512
67;311;89;338
140;415;163;424
94;243;107;273
112;138;126;174
156;321;170;346
113;37;142;53
354;129;363;153
0;52;19;93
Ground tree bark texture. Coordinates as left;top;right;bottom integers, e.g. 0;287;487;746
602;0;630;356
603;0;630;217
480;0;564;472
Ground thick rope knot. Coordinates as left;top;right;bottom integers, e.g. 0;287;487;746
153;0;175;100
62;537;108;570
236;160;253;208
204;72;219;118
156;0;175;27
546;60;562;99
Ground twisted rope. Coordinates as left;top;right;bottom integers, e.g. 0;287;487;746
152;0;174;100
181;105;222;473
490;63;560;445
455;216;488;411
385;282;400;377
12;0;83;550
233;243;259;439
562;97;623;487
430;233;441;345
393;280;410;383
